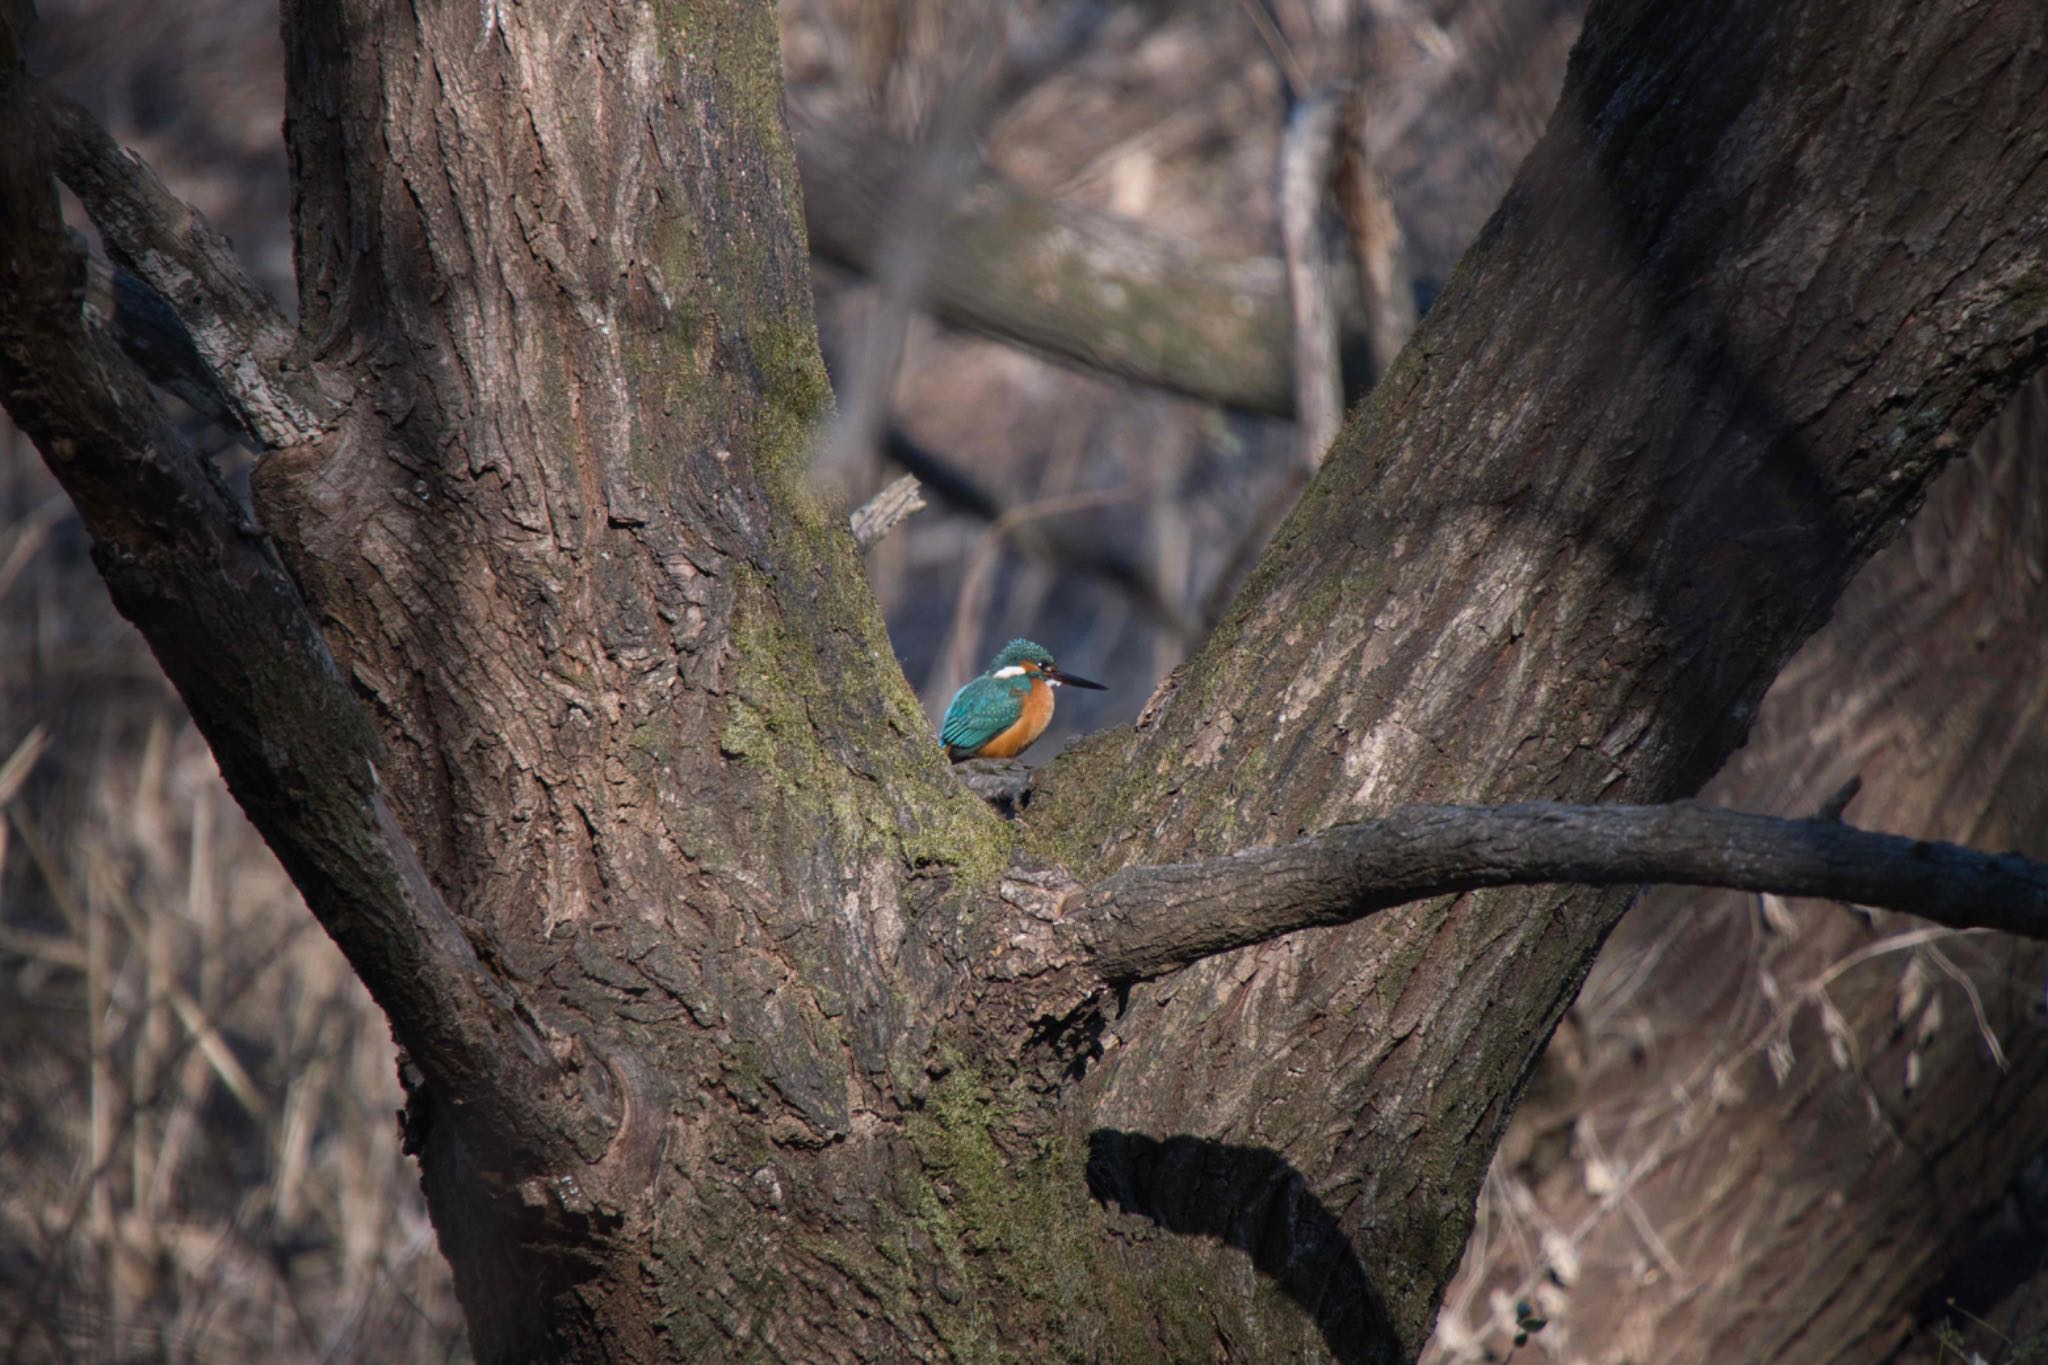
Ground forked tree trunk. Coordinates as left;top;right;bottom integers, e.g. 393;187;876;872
2;0;2044;1361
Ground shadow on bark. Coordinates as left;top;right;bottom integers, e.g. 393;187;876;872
1086;1130;1394;1364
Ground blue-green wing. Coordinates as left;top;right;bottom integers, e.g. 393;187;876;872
940;675;1028;753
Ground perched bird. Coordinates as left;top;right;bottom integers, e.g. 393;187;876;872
940;639;1105;762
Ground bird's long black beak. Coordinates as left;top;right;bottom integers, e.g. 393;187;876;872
1046;666;1106;691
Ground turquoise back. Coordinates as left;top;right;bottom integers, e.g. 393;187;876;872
940;672;1033;753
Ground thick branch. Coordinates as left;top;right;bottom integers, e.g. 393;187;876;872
1070;803;2048;982
36;85;332;448
0;39;593;1174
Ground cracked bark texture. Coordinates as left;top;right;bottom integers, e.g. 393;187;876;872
6;0;2046;1362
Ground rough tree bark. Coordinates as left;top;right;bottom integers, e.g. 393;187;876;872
1;3;2044;1365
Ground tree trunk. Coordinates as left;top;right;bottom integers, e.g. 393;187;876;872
2;0;2044;1362
253;2;1010;1356
1019;1;2048;1356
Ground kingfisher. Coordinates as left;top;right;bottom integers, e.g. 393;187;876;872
940;639;1105;762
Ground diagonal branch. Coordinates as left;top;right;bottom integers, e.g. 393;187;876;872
35;85;333;449
0;32;596;1175
1067;803;2048;983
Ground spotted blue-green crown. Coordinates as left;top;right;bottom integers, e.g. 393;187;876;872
989;639;1055;671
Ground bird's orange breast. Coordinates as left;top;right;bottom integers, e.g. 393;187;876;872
972;676;1054;758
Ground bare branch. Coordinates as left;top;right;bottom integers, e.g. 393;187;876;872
0;44;594;1174
1233;0;1308;100
35;86;332;448
881;424;1195;638
1069;803;2048;983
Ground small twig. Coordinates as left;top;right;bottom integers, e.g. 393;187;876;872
1233;0;1308;101
0;494;68;600
1579;1122;1685;1282
1813;774;1863;823
849;473;927;548
882;425;1194;638
0;723;49;805
89;852;270;1121
931;485;1139;704
1922;937;2009;1071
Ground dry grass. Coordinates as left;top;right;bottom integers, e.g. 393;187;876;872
0;431;467;1360
2;3;467;1355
